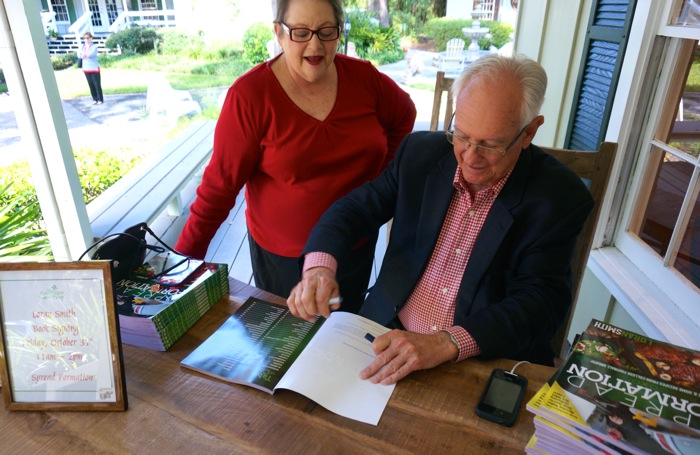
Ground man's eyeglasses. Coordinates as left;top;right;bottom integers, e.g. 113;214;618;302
281;22;340;42
446;113;529;156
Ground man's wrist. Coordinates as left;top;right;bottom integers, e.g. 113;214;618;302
303;252;338;274
442;330;460;361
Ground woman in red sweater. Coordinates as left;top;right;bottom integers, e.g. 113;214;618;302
176;0;416;313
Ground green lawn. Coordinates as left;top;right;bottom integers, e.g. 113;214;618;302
54;67;238;99
53;51;251;99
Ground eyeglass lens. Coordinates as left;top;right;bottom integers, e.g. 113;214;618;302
284;23;339;42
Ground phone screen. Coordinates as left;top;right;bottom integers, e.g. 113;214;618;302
476;369;527;426
481;376;523;412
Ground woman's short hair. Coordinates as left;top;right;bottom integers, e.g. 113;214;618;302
83;32;93;39
273;0;344;27
451;53;547;128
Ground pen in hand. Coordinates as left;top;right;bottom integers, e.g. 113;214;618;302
328;296;343;306
364;333;375;343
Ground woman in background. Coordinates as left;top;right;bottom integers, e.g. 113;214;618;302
80;32;103;105
176;0;416;313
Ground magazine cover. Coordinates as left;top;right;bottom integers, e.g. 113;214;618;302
527;369;633;454
115;263;229;350
538;319;700;455
114;263;217;316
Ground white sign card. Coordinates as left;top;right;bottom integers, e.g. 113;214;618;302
0;262;127;411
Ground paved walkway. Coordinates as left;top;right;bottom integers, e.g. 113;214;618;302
0;56;444;166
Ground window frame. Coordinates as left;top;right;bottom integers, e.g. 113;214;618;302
589;0;700;349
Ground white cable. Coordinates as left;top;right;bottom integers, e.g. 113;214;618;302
509;360;531;375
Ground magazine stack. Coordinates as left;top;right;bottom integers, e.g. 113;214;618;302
526;319;700;455
114;262;229;351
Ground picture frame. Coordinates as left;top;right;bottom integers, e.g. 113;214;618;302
0;261;127;411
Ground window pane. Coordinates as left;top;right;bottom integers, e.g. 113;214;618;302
50;0;69;22
669;50;700;159
141;1;157;11
88;0;103;27
675;0;700;27
674;191;700;288
638;150;692;257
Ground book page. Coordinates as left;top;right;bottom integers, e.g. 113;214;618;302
275;311;395;426
181;299;322;393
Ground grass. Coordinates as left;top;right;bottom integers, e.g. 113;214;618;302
52;49;251;99
408;81;435;91
688;59;700;92
54;67;238;99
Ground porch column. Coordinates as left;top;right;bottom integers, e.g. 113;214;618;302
0;0;91;260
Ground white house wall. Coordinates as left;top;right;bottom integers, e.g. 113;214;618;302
513;0;591;148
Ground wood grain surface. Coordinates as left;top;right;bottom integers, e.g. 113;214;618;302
0;278;553;454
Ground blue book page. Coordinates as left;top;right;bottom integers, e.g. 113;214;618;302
181;298;322;393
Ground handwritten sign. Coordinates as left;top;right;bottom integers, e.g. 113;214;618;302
0;262;127;411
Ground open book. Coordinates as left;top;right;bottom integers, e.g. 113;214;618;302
181;297;395;425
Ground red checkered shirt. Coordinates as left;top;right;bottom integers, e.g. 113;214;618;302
304;167;512;362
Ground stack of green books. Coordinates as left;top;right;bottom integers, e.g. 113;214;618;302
114;263;229;351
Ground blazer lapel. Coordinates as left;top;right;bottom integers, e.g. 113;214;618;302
457;147;534;307
414;152;457;266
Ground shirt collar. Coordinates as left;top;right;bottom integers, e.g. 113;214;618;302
452;166;513;199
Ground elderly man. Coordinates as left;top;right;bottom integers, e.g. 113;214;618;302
287;54;593;385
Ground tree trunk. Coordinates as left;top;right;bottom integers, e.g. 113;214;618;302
366;0;389;27
434;0;447;17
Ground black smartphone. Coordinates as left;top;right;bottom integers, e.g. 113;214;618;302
475;368;528;427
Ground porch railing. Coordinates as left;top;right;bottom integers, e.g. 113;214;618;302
67;11;93;49
108;10;177;33
40;11;56;36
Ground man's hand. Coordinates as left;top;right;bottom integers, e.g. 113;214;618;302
360;330;458;385
287;267;341;322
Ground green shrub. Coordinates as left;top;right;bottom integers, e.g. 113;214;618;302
157;29;205;58
242;22;273;65
0;144;144;259
347;10;404;65
105;27;158;54
477;20;514;50
423;18;513;51
72;146;143;203
423;18;469;51
1;146;143;212
0;184;52;261
391;0;435;24
51;53;77;71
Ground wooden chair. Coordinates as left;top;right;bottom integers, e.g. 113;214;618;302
541;142;618;359
430;71;455;131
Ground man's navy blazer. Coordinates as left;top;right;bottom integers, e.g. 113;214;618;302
303;131;594;365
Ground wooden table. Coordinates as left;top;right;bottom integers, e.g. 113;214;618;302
1;278;554;454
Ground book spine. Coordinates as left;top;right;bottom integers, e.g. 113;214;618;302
151;264;229;349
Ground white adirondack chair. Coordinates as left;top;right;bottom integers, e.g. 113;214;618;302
441;38;465;74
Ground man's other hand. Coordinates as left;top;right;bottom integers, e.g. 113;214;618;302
359;330;458;385
287;267;340;322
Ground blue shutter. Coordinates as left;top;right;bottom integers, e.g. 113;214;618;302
565;0;637;150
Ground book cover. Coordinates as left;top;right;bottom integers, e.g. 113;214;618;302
536;319;700;455
132;252;205;287
181;297;395;425
527;369;633;454
115;263;229;351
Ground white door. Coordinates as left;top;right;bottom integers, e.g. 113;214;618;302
87;0;121;33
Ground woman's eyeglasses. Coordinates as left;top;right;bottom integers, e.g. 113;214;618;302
281;22;340;42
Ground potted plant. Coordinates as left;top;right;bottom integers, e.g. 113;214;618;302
48;29;59;40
